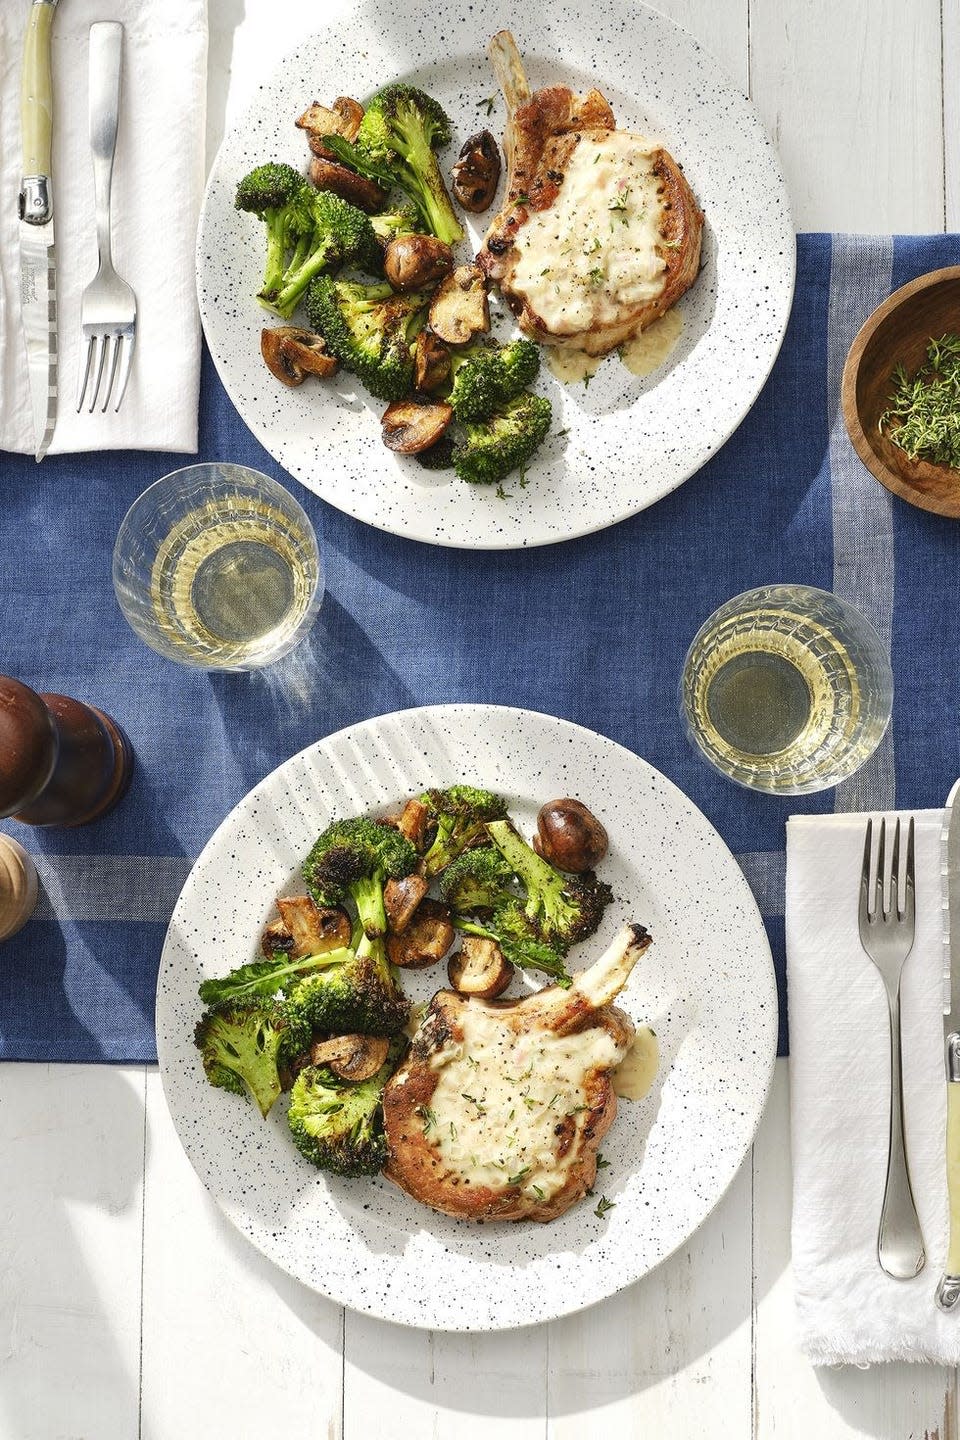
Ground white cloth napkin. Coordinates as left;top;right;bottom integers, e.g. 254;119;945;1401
0;0;207;455
786;809;960;1365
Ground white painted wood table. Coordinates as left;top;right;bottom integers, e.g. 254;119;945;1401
2;2;958;1436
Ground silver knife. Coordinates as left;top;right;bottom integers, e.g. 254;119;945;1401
18;0;59;462
936;778;960;1309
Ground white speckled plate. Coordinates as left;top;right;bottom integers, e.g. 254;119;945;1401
197;1;794;549
157;705;777;1330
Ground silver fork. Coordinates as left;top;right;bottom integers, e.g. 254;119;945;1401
859;815;926;1279
77;22;136;414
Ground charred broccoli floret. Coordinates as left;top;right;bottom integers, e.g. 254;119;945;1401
306;276;431;400
452;392;552;485
486;818;612;951
194;998;310;1117
328;84;463;247
418;784;508;878
235;162;314;302
295;818;416;1034
285;948;411;1036
438;846;514;911
447;339;541;422
287;1037;405;1176
265;191;376;318
370;203;421;245
303;816;417;943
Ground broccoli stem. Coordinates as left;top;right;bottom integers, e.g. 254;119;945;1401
352;873;388;940
262;223;289;299
269;239;337;319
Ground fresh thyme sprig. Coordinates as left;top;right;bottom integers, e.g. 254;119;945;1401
878;333;960;469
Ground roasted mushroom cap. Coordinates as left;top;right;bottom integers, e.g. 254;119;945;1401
447;936;514;998
428;265;491;345
451;130;502;213
383;234;455;292
381;399;454;454
308;155;387;212
533;799;609;872
310;1034;390;1082
261;328;338;386
413;330;452;393
387;899;455;967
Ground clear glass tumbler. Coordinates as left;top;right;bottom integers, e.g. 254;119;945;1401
680;584;894;794
113;463;323;671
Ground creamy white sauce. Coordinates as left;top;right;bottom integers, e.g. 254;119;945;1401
546;348;603;383
619;308;684;376
509;132;668;337
612;1025;659;1100
423;1007;628;1202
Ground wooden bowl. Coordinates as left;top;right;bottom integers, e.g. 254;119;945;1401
842;266;960;518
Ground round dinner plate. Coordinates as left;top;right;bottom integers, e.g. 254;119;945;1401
157;705;777;1330
197;0;795;549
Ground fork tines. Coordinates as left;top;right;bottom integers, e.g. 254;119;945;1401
77;326;135;414
859;815;916;928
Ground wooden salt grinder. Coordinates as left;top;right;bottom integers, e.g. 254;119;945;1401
0;675;134;826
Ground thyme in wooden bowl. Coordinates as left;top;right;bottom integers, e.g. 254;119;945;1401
879;333;960;469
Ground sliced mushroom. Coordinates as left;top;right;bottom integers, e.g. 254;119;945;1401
295;97;364;153
428;265;490;345
261;327;338;386
310;1034;390;1082
384;873;430;934
387;899;455;968
447;936;514;998
276;897;352;957
413;330;452;393
382;797;433;849
383;234;454;292
261;916;295;957
381;399;454;455
308;155;387;212
451;130;502;213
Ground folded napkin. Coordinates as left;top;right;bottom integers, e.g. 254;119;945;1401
786;810;958;1365
0;0;207;454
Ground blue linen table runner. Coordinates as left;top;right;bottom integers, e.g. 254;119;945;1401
2;233;959;1063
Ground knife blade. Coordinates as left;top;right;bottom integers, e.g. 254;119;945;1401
936;777;960;1310
18;0;59;462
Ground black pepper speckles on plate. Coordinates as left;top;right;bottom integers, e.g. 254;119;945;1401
195;0;794;550
155;703;778;1330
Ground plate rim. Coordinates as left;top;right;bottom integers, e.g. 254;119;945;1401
196;2;796;551
156;701;778;1330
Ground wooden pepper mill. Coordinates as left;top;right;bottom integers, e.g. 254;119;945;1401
0;836;39;940
0;675;134;826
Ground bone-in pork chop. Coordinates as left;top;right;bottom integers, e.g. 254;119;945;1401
382;923;651;1222
478;33;703;356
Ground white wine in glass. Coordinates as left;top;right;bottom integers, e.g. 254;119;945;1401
680;585;893;794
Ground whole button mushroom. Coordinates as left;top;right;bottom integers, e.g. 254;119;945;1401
533;799;608;873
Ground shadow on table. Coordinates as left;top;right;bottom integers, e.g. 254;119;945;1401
0;1069;144;1439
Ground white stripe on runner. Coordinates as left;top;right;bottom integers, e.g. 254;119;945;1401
827;234;896;814
735;851;786;917
26;851;787;923
31;854;192;924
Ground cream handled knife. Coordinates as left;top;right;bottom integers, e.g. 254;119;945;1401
936;779;960;1309
18;0;60;462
